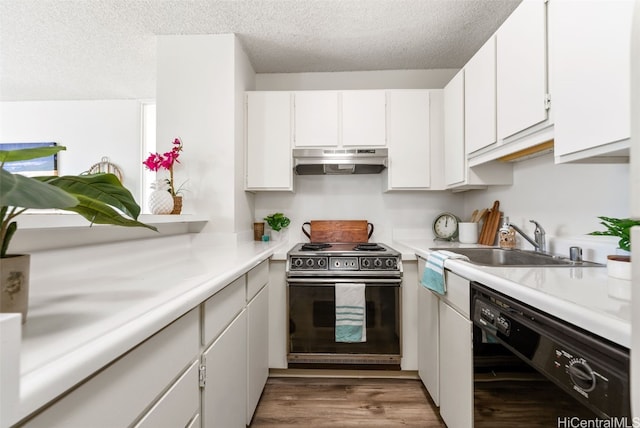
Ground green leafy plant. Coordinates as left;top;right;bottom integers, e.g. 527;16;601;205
263;212;290;232
1;145;157;258
589;216;640;252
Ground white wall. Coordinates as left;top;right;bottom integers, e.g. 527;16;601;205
156;34;256;237
254;176;464;244
256;69;458;91
0;100;143;202
464;153;630;255
234;37;257;235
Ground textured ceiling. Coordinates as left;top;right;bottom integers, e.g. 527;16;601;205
0;0;521;101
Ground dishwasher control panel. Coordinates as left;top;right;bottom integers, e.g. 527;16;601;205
475;299;510;337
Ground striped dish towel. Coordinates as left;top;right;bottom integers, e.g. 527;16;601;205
335;283;366;343
421;250;469;295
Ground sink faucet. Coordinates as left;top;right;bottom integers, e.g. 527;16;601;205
508;219;546;252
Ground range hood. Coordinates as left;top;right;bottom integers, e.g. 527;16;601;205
293;148;388;175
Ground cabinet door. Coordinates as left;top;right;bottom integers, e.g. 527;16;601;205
496;0;547;140
465;37;497;154
550;0;632;159
246;92;293;190
247;284;269;424
134;361;200;428
386;90;431;189
341;90;386;146
294;91;339;147
444;70;465;186
417;264;440;406
202;309;248;428
439;301;473;428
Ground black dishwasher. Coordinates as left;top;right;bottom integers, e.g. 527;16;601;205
471;282;630;421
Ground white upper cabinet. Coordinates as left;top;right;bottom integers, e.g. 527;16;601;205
245;92;293;191
465;0;552;167
464;37;497;155
293;91;339;147
445;70;466;186
342;90;386;146
496;0;548;141
550;0;632;163
445;69;513;190
384;90;435;190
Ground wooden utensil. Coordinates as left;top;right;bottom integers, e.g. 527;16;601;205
480;202;500;245
478;201;501;245
474;208;488;223
470;209;479;222
302;220;373;243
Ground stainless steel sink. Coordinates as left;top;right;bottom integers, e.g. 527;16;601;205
431;248;604;267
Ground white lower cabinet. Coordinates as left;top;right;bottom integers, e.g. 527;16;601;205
134;361;201;428
417;274;440;406
247;274;270;424
417;262;474;427
438;299;473;428
202;309;248;428
22;309;200;428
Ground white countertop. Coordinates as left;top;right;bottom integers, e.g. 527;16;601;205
5;234;287;426
393;239;631;349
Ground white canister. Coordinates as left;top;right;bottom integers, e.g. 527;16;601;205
458;222;479;244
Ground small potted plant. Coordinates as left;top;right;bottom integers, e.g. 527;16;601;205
264;212;291;241
1;145;156;322
589;216;640;280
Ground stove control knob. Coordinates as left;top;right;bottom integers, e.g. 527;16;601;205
568;359;596;392
374;258;382;267
293;258;303;267
306;258;315;267
318;258;326;267
385;258;395;268
362;258;371;268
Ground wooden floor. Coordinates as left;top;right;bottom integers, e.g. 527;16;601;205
250;377;444;427
474;379;598;427
250;375;599;427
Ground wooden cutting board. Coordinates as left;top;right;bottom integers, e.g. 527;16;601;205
303;220;372;243
478;201;501;246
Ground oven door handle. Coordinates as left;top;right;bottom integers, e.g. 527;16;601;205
287;278;401;285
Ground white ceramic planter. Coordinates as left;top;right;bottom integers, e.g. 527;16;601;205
607;256;631;281
0;254;30;323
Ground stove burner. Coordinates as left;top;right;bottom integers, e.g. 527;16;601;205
300;243;332;251
354;243;385;251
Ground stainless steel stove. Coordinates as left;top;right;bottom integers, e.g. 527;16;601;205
286;242;402;369
286;242;402;279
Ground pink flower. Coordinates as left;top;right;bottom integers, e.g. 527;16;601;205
143;137;184;196
143;153;163;171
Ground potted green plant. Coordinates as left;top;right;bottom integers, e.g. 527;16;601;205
263;212;291;241
1;145;156;322
589;216;640;280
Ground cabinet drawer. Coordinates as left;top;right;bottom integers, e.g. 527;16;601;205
247;260;269;301
202;276;246;346
23;309;200;428
440;271;470;318
133;360;200;428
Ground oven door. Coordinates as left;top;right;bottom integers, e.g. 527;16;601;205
287;278;401;368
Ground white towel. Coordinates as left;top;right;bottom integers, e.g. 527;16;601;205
421;250;470;295
335;283;366;343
